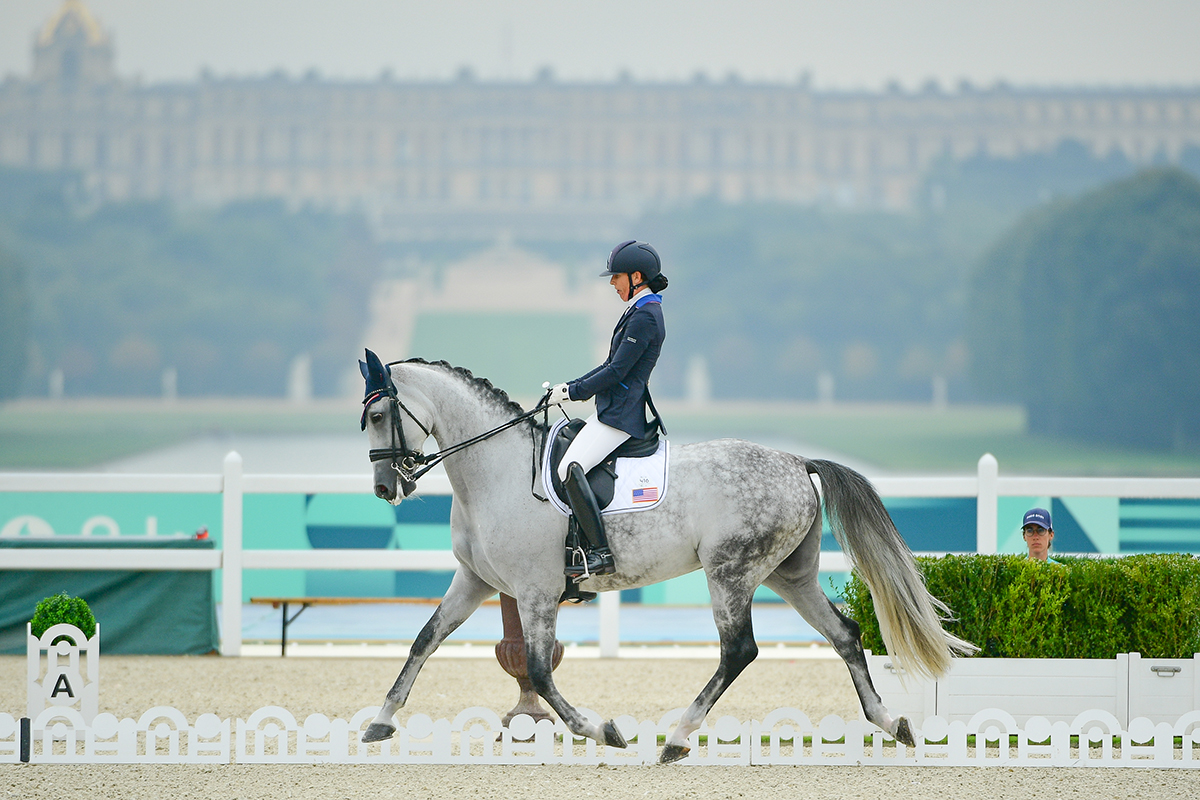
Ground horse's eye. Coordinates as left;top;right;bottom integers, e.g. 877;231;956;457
370;412;384;424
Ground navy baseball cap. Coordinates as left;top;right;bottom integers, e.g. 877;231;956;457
1022;508;1052;530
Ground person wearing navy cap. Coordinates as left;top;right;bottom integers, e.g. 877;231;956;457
1022;507;1056;562
548;240;669;578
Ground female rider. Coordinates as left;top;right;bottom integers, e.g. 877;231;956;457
549;239;668;577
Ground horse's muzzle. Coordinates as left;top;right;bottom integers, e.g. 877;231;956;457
375;479;418;503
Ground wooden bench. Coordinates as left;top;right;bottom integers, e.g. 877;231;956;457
249;596;500;656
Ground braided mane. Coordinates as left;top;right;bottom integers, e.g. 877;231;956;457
392;357;527;417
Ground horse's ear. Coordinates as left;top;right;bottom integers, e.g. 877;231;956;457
362;348;392;397
359;359;370;380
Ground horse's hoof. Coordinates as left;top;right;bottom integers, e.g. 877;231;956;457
601;720;628;749
361;722;396;743
893;717;915;747
660;743;690;764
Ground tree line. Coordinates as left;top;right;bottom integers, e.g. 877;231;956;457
0;168;379;398
968;167;1200;451
3;147;1198;452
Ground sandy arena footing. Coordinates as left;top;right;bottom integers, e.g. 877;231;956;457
3;653;1197;799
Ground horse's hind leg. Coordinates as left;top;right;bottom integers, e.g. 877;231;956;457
519;590;627;749
661;579;759;763
762;526;913;745
362;568;495;742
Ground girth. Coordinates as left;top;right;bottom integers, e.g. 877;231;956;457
547;418;660;509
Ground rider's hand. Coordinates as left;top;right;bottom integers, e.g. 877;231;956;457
549;383;572;404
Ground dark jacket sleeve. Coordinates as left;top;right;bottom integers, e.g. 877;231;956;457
568;311;657;401
571;362;607;386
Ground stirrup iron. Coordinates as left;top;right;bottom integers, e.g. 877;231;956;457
567;543;591;583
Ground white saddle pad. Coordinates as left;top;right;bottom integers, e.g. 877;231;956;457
542;417;670;517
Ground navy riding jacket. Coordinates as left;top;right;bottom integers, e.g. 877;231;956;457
568;293;665;438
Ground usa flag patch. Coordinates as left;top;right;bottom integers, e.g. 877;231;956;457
632;487;659;503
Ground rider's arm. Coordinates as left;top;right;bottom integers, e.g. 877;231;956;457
568;311;657;401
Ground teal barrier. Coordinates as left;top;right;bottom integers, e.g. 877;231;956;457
6;489;1198;608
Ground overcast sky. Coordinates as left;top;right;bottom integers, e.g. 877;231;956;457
3;0;1198;90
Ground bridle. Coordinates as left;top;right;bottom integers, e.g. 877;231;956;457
362;374;554;489
362;384;435;483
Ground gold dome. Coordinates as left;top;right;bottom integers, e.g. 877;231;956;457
38;0;108;47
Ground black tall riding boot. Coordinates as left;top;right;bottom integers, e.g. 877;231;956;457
563;462;616;579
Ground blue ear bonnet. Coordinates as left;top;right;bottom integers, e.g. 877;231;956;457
359;349;393;397
359;349;394;430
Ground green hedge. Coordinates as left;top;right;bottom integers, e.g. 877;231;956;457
842;554;1200;659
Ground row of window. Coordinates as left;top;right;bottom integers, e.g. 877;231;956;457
103;84;1200;127
11;127;1196;177
12;129;897;172
95;169;842;207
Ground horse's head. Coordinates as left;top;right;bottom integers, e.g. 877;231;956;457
359;349;429;504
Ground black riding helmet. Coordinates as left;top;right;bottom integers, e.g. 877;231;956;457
600;240;661;284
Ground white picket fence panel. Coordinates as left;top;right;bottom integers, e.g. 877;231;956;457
4;705;1200;766
4;452;1200;655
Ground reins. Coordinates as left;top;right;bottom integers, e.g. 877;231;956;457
366;374;555;497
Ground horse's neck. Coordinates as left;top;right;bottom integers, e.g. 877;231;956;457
405;366;529;495
408;368;508;444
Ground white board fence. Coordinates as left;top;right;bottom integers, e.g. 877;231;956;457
3;452;1200;656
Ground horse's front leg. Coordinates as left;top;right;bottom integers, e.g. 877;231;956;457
661;578;758;763
520;590;627;749
362;568;495;742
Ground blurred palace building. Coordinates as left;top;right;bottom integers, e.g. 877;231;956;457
5;0;1200;241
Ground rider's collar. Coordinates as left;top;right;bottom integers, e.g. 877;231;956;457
626;287;661;309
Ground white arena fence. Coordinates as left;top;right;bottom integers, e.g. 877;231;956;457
4;705;1200;766
3;452;1200;657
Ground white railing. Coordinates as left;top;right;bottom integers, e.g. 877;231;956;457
4;452;1200;657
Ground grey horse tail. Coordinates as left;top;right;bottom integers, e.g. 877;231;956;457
805;459;978;680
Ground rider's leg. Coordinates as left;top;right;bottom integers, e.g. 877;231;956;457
557;415;628;577
564;462;615;576
556;414;630;482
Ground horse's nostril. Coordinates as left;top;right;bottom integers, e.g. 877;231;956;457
374;484;390;499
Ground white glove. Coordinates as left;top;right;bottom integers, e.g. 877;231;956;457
549;383;572;404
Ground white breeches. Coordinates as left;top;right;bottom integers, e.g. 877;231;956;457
557;414;631;482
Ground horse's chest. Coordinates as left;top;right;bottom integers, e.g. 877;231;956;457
449;503;562;582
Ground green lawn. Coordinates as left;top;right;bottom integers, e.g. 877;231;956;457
410;312;594;397
2;398;1198;476
0;399;360;469
659;402;1200;477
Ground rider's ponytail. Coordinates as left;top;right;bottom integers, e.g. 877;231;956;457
648;273;668;293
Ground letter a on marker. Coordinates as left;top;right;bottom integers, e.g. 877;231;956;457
51;673;75;698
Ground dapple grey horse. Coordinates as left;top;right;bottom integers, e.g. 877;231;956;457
358;351;975;762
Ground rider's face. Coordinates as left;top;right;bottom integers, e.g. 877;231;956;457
610;271;642;302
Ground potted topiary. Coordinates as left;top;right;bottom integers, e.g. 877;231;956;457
27;592;100;725
30;592;97;644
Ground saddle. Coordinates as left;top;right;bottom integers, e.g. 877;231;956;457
547;418;660;510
